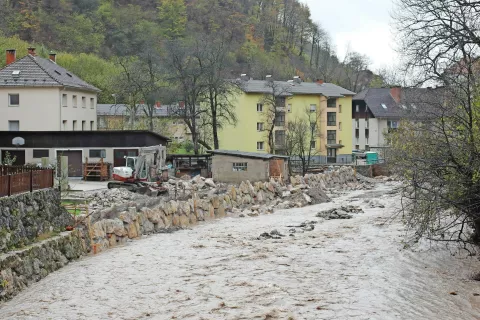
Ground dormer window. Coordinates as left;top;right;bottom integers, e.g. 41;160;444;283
12;70;20;78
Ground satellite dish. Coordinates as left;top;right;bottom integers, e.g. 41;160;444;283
12;137;25;147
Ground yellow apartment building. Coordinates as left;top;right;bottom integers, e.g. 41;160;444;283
217;78;355;163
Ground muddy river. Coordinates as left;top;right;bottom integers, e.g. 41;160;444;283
1;184;479;319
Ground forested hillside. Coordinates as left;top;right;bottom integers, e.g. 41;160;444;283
0;0;381;104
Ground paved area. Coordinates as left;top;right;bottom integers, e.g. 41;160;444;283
67;179;109;192
1;184;480;319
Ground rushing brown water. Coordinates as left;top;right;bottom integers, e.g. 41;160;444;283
1;184;479;320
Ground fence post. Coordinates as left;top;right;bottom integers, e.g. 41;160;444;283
30;170;33;192
8;175;11;196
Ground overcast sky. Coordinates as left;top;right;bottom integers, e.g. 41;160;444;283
301;0;397;71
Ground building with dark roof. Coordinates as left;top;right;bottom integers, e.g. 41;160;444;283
218;77;356;164
0;130;169;177
352;87;435;150
0;48;99;131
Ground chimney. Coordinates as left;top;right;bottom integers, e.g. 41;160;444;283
266;75;273;82
390;86;401;103
293;76;301;84
240;73;248;81
27;47;36;56
316;79;324;85
49;52;57;63
6;49;16;65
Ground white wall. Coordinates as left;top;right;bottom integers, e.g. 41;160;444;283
60;88;97;131
0;87;97;131
352;118;387;149
0;88;61;131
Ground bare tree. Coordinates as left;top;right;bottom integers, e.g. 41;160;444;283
163;39;209;154
194;34;240;149
390;0;480;244
341;46;371;92
284;107;322;175
260;79;292;154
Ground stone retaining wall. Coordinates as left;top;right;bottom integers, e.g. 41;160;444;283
0;189;73;254
0;230;87;301
88;167;359;253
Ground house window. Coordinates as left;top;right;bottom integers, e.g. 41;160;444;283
387;120;398;129
327;98;336;108
365;145;370;151
355;105;359;112
275;130;285;146
233;162;248;172
310;122;316;133
276;97;286;108
90;98;95;109
82;97;86;108
310;140;316;149
73;95;77;108
89;149;106;158
63;120;67;130
287;104;292;113
310;104;317;112
73;120;77;130
33;149;49;158
355;119;360;128
355;145;359;150
62;94;67;107
9;94;19;107
339;105;342;113
257;103;263;112
365;137;369;145
275;112;285;126
257;122;264;131
90;121;94;130
339;140;342;145
327;112;336;126
82;121;86;131
339;122;342;131
257;141;264;150
8;120;19;131
327;130;336;144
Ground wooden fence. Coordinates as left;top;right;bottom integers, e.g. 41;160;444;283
0;166;54;198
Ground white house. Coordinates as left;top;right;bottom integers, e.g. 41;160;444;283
0;48;100;132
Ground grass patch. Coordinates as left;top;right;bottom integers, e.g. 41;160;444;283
36;231;60;242
61;200;87;216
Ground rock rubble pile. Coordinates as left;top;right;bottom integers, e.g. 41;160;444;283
316;205;364;220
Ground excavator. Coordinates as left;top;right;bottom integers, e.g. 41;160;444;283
107;145;169;196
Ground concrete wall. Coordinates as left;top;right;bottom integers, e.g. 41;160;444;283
212;154;270;183
0;87;97;131
0;189;74;253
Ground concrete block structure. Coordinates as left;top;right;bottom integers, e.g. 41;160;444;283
209;149;289;183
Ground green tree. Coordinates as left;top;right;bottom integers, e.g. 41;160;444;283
157;0;187;39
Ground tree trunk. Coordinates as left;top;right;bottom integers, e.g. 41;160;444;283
473;218;480;244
